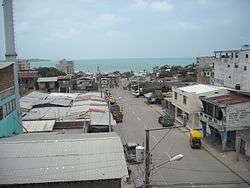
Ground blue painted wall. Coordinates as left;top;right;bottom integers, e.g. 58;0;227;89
0;94;22;137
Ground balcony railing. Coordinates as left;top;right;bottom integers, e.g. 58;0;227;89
0;86;15;101
200;112;224;130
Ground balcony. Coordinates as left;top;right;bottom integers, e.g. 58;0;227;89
200;112;224;131
0;86;15;101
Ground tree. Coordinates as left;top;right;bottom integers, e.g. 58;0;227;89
36;67;66;77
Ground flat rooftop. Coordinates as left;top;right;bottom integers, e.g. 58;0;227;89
178;84;227;94
0;132;128;185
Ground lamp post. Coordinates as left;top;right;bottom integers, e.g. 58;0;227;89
144;126;184;188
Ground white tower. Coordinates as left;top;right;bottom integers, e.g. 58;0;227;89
3;0;17;62
2;0;22;129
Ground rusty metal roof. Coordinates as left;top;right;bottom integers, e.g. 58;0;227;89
207;94;250;105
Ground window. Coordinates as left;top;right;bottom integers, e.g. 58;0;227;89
229;76;231;79
227;64;230;68
183;96;187;104
11;99;16;111
235;64;238;68
0;107;3;120
246;54;248;58
174;92;177;100
244;66;247;71
235;53;238;58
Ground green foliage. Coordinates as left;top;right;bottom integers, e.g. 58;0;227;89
36;67;66;77
158;71;173;78
121;71;134;78
112;71;121;75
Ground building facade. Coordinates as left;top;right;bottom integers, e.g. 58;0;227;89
18;70;39;90
200;93;250;153
0;63;22;137
37;77;58;92
196;56;215;84
213;48;250;91
169;84;228;129
17;59;30;71
56;59;74;74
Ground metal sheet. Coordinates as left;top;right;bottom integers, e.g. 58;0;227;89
0;132;128;185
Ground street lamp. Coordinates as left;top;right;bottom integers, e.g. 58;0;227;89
150;154;184;172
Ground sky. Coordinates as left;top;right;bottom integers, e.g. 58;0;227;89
0;0;250;60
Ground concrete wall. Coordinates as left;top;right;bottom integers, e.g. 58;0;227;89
236;130;250;157
226;102;250;131
214;50;250;91
0;95;22;137
196;57;214;84
172;87;228;128
0;179;121;188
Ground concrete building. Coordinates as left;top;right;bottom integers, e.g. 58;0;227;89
56;59;74;74
196;56;215;84
169;84;228;129
0;132;128;188
58;75;75;93
18;70;39;89
213;47;250;91
17;59;30;71
77;77;96;91
37;77;58;92
200;93;250;153
0;63;22;137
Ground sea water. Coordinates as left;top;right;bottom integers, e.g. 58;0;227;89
31;58;194;73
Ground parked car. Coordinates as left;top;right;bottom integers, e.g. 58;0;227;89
158;113;174;127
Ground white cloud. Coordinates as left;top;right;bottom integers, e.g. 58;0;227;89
105;30;128;38
177;21;200;30
96;14;129;26
51;28;82;40
150;1;174;12
131;0;174;12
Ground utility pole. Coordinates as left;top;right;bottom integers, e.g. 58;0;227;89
108;100;112;132
97;65;103;98
145;129;150;188
144;126;183;188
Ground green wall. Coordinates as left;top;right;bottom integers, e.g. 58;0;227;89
0;95;22;138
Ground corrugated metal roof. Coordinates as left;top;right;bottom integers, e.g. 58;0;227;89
206;94;250;105
90;112;116;126
0;132;128;185
22;120;55;133
73;100;106;106
37;77;58;82
0;62;13;69
22;107;70;120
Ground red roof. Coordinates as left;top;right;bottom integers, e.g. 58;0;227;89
158;77;178;81
18;71;39;78
208;94;250;105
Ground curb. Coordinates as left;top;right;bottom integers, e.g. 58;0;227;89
148;103;250;186
201;141;250;186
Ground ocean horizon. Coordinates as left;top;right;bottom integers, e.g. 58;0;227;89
30;58;194;73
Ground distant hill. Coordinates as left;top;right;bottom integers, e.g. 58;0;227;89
28;58;51;62
0;58;51;62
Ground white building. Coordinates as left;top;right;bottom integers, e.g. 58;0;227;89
17;59;30;71
213;47;250;91
200;93;250;153
56;59;74;74
168;84;229;129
